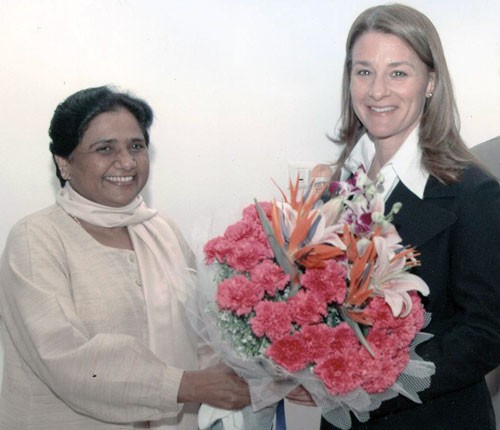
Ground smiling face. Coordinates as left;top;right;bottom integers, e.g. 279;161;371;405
350;31;435;154
55;108;150;207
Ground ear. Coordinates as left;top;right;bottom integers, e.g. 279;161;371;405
426;71;436;97
54;155;71;181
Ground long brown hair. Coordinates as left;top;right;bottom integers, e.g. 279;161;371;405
332;4;475;183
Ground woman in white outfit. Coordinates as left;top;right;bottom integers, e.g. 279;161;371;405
0;86;250;430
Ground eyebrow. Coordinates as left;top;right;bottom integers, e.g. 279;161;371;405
352;60;417;69
89;136;146;149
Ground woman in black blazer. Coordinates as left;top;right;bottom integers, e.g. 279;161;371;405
319;4;500;429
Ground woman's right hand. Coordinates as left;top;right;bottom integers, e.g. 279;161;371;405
177;362;251;410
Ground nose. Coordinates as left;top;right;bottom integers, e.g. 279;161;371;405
369;74;390;100
114;148;136;170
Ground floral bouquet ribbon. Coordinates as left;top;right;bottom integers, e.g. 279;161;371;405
192;167;435;430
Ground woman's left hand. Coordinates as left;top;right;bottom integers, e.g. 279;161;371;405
286;385;317;406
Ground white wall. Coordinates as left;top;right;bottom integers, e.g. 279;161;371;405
0;0;499;427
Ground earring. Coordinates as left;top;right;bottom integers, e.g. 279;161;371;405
426;93;433;98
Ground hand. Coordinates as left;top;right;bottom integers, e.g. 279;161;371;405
286;385;316;406
178;362;251;410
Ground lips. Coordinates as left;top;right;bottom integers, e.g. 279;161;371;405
370;106;396;113
105;176;134;183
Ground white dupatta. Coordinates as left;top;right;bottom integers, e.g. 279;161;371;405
56;184;198;429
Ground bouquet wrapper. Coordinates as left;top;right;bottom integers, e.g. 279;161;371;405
198;404;277;430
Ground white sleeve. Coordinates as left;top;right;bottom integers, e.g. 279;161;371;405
0;218;183;423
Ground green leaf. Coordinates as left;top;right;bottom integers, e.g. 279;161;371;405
254;199;301;296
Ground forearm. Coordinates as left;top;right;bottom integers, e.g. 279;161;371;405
2;320;184;423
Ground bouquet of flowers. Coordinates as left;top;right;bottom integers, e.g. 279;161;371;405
195;167;435;430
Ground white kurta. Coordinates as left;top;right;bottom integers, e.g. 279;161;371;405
0;204;201;429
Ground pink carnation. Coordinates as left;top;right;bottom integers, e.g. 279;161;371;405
225;238;271;271
366;327;406;360
356;346;385;393
364;296;395;327
249;218;273;249
216;275;264;316
306;319;411;395
241;203;275;251
224;220;254;242
249;259;290;296
300;260;347;304
250;301;292;341
406;294;425;331
300;324;338;362
360;340;410;393
242;202;273;223
355;298;418;393
366;296;424;345
314;351;363;395
324;323;361;357
265;333;310;372
204;236;233;264
304;323;365;394
288;290;327;326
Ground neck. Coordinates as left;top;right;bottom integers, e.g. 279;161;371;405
368;136;407;179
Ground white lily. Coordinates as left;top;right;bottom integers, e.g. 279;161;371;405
371;236;430;317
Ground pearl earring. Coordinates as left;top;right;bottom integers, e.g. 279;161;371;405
426;93;433;98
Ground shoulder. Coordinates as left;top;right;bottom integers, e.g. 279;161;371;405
423;165;499;229
5;205;71;251
457;164;500;197
9;205;64;236
451;165;500;229
427;164;498;197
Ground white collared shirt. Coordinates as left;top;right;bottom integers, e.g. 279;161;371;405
341;126;429;201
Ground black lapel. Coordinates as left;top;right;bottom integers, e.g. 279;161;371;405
385;178;457;248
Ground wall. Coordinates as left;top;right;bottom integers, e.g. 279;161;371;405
0;0;499;427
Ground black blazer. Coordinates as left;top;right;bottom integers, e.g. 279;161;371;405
321;166;500;430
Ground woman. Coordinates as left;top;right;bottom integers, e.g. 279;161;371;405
320;4;500;429
0;86;250;429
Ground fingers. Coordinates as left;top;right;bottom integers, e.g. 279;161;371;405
286;385;317;407
199;364;251;410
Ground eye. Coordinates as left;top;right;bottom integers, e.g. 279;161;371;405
95;145;112;153
392;70;408;78
130;141;147;152
353;69;371;77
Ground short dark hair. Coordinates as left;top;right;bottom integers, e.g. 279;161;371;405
49;86;154;186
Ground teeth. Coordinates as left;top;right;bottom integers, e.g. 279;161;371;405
106;176;133;183
371;106;394;113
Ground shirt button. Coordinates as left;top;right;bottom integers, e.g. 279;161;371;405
129;254;135;263
136;280;142;287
